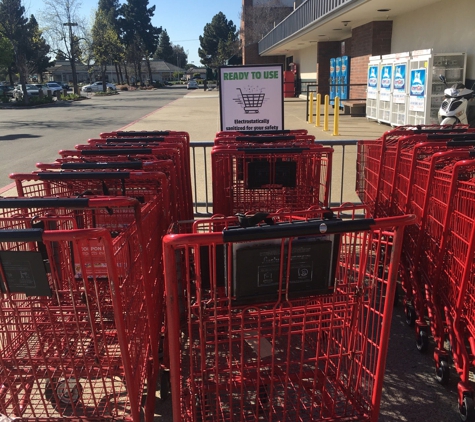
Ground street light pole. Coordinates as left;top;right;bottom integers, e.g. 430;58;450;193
63;21;78;94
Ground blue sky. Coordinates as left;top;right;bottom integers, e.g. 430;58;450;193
25;0;242;66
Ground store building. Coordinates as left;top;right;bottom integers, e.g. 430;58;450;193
243;0;475;110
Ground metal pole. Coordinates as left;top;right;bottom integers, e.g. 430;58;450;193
333;96;340;136
323;94;329;131
315;93;321;127
308;92;314;124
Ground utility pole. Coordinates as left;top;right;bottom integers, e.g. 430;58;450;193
63;21;78;94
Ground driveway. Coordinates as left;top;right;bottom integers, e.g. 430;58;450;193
0;88;188;187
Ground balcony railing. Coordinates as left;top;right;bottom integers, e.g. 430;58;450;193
259;0;356;54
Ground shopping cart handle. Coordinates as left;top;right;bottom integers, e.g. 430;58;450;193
427;133;475;140
35;171;131;180
234;135;297;142
446;140;475;147
79;148;154;155
59;162;144;170
0;228;44;242
0;197;91;208
222;218;376;242
238;147;308;154
98;137;167;143
112;131;171;137
412;128;468;134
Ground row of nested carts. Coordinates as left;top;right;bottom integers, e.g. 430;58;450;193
0;128;417;421
357;123;475;421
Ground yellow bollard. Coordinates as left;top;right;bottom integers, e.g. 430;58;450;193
323;95;329;131
308;92;314;124
315;93;321;127
332;96;340;136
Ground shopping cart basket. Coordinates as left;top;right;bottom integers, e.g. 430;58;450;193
430;158;475;419
211;144;333;216
57;147;193;220
163;211;415;422
0;197;158;420
356;125;475;216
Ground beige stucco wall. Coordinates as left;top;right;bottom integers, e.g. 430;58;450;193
291;45;317;81
391;0;475;79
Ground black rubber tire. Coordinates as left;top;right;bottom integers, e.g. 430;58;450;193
160;370;170;401
416;329;429;353
45;378;83;410
405;304;416;327
460;396;475;422
435;360;450;385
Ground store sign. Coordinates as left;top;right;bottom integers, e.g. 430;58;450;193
219;64;284;131
380;65;392;102
409;68;427;111
367;65;378;99
393;63;407;104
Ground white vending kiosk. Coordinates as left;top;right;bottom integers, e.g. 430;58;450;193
407;49;467;125
377;54;394;124
366;55;381;121
390;52;410;127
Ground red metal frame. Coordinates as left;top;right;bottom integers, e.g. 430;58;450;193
163;211;415;422
57;147;192;220
0;197;161;420
211;145;333;216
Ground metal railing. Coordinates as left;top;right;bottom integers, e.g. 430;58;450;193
259;0;356;54
190;140;359;217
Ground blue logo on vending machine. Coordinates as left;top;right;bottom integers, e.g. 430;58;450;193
394;64;406;90
381;66;392;90
410;68;426;96
368;66;378;88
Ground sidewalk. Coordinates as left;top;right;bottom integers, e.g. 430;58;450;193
119;89;388;142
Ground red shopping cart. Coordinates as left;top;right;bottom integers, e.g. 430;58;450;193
163;210;415;422
432;159;475;419
211;144;333;216
57;147;193;220
0;197;160;420
356;125;475;216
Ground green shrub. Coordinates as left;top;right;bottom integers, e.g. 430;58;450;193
0;95;10;104
60;93;81;101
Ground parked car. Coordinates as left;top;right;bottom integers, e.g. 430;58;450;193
13;84;42;100
187;80;199;90
81;82;117;92
0;85;14;97
50;81;70;90
40;82;63;96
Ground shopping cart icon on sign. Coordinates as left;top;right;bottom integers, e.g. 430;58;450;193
236;88;265;114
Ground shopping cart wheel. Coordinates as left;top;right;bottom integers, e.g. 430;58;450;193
160;369;170;401
416;329;429;353
405;304;416;327
459;395;475;422
45;378;83;409
435;360;450;385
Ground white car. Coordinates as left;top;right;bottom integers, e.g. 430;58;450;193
187;80;199;90
81;82;117;92
42;82;63;96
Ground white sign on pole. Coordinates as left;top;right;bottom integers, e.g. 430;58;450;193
219;64;284;131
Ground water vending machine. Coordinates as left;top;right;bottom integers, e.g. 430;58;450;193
366;56;381;120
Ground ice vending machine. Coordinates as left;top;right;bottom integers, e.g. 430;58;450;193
407;49;467;125
366;56;381;120
390;52;410;127
329;58;336;105
378;54;393;124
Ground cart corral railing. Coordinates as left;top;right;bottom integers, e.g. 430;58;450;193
190;140;359;217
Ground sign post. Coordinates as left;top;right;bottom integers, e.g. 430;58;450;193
219;64;284;132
